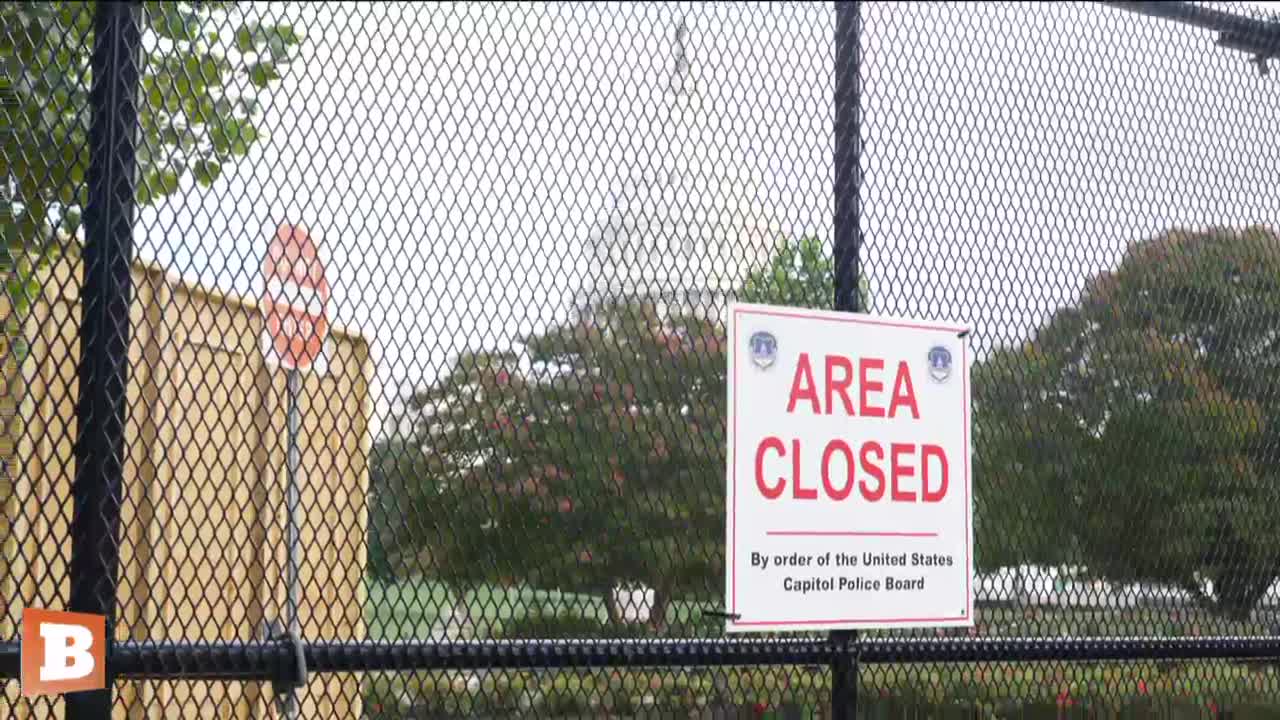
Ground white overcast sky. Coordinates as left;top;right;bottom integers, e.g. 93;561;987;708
134;1;1280;436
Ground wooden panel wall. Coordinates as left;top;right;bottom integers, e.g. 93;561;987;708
1;257;373;718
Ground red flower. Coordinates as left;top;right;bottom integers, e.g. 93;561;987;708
1056;689;1073;708
752;702;767;717
1138;679;1148;695
495;370;510;386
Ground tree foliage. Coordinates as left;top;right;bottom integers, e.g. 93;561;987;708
973;225;1280;619
375;236;845;630
1;1;299;312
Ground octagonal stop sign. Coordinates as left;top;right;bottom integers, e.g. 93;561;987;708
261;222;330;373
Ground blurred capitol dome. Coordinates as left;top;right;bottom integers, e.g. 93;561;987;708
577;15;782;322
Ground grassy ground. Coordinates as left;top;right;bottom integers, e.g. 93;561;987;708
366;576;717;641
362;577;1280;717
366;577;608;641
362;661;1280;719
366;576;1278;642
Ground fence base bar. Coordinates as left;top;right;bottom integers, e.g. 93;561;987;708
5;637;1280;681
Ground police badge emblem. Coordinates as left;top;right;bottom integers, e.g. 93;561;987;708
749;331;777;370
927;345;952;382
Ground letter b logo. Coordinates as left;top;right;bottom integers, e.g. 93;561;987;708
21;608;106;697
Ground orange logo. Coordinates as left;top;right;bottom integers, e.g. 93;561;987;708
21;608;106;697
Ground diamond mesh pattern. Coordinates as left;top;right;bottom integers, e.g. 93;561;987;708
6;1;1280;717
3;1;94;716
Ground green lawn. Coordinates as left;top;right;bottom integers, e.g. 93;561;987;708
366;575;1280;643
365;577;609;641
363;660;1280;719
365;577;716;641
362;577;1280;717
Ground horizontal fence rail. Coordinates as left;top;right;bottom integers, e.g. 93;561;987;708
1105;1;1280;40
5;637;1280;681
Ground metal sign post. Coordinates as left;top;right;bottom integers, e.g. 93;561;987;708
283;367;303;719
260;222;330;719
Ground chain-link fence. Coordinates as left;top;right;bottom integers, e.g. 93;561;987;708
6;1;1280;717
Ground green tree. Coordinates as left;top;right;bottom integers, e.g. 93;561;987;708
1;1;299;313
973;225;1280;619
0;2;298;589
367;437;431;582
376;235;852;632
738;235;869;309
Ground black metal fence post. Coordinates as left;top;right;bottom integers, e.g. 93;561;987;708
66;2;142;717
834;0;863;317
832;2;863;719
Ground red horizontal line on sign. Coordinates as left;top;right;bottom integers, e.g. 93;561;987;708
766;531;938;538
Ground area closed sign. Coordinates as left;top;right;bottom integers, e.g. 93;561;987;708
724;303;973;632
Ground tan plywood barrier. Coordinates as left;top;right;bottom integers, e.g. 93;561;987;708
1;256;372;718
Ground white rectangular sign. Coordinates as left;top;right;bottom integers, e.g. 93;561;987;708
724;302;973;632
